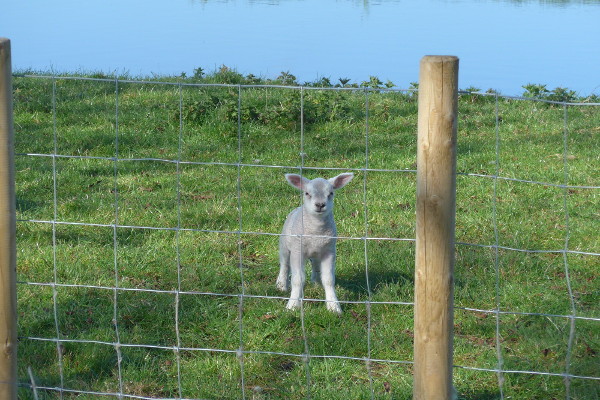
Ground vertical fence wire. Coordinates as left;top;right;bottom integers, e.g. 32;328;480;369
174;83;184;399
298;86;313;399
112;78;124;399
561;103;577;398
26;367;39;400
236;84;247;399
493;93;505;399
50;76;65;400
362;88;375;399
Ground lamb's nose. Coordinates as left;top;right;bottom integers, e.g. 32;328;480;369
315;203;326;211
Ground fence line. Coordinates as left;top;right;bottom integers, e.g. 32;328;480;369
10;72;600;399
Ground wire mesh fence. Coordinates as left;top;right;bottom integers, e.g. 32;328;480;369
12;74;600;399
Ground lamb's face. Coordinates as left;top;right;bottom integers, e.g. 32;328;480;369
285;173;353;217
303;178;334;216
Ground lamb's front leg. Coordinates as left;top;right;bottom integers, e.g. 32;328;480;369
320;252;341;314
286;251;305;310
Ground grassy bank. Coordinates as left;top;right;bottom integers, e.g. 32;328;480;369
12;71;599;399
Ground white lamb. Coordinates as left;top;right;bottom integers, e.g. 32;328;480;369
276;172;354;314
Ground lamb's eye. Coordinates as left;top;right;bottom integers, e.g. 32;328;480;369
328;192;334;198
305;192;310;197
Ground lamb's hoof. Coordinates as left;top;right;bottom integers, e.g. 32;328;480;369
276;278;288;292
286;299;301;310
326;301;342;315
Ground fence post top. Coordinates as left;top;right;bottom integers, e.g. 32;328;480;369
0;38;10;60
421;55;459;63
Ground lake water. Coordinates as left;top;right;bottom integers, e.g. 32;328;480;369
3;0;600;95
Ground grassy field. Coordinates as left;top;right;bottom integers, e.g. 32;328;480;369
12;71;599;399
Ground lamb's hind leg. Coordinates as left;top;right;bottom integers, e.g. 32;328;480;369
276;247;290;292
310;258;322;285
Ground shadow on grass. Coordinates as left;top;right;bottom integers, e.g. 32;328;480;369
338;268;413;298
16;198;44;215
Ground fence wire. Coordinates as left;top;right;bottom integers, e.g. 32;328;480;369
13;75;600;399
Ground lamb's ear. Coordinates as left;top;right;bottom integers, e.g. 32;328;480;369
285;174;310;191
330;173;354;190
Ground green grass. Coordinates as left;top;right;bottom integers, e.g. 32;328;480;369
13;73;599;399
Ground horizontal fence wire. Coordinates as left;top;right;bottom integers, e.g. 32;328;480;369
15;218;600;258
13;75;599;399
14;152;600;190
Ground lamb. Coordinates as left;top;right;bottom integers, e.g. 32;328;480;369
276;172;354;314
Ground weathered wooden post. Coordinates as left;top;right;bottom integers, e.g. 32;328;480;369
0;37;17;399
413;55;458;400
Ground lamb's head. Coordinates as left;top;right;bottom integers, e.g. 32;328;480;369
285;173;354;216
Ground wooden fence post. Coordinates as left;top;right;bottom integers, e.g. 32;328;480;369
0;37;17;399
413;55;459;400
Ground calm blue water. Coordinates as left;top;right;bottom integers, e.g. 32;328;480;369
3;0;600;95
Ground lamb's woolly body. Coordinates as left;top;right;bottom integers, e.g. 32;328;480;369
280;207;336;259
